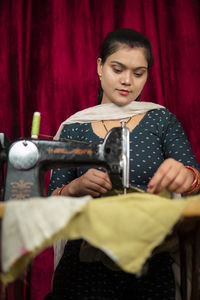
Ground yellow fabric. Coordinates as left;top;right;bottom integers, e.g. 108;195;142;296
66;193;188;273
1;192;195;286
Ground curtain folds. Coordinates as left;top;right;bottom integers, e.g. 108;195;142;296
0;0;200;299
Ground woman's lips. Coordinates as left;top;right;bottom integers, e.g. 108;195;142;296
118;89;130;95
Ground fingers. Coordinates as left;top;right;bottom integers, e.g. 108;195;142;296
165;168;192;193
68;169;112;197
147;158;194;194
87;169;112;187
82;169;112;196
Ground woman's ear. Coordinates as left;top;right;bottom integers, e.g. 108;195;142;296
97;58;103;77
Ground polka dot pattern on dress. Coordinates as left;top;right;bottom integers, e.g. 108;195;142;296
49;108;200;194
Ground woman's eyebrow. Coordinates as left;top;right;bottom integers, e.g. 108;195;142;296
110;61;148;71
134;66;148;71
110;61;126;68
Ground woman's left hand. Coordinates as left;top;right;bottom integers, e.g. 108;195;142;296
147;158;194;194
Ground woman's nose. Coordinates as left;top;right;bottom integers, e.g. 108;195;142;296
120;71;132;86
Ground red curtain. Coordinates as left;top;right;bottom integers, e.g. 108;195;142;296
0;0;200;299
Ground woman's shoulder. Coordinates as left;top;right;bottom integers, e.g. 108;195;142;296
148;107;176;120
144;108;180;131
145;108;184;138
60;123;91;138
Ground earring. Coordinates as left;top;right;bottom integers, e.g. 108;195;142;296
99;74;102;81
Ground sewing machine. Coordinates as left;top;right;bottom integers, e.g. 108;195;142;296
0;124;130;201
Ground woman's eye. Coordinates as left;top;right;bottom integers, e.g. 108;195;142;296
134;73;143;77
113;68;122;74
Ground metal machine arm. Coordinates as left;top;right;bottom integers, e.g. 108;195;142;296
1;126;130;201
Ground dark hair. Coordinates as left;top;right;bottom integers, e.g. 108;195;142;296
98;28;153;104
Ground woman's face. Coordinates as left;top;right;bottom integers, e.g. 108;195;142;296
97;46;148;106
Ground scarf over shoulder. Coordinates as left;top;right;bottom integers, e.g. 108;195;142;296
54;101;164;140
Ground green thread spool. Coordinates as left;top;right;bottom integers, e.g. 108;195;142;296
31;112;41;138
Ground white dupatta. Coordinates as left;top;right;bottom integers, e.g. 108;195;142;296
54;101;164;140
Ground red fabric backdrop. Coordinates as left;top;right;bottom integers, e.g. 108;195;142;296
0;0;200;299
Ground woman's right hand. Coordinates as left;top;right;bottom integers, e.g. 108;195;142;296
57;169;112;197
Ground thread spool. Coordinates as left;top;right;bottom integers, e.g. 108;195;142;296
31;112;41;139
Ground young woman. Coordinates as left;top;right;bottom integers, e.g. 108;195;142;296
46;29;200;299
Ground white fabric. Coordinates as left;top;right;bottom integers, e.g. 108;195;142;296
54;239;67;269
2;196;91;273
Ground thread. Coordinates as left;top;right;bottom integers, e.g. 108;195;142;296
31;112;41;138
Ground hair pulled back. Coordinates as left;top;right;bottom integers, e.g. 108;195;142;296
98;28;153;104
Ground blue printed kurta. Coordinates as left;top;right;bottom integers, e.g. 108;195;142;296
46;108;200;300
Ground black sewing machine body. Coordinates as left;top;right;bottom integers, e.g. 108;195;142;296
0;127;130;201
